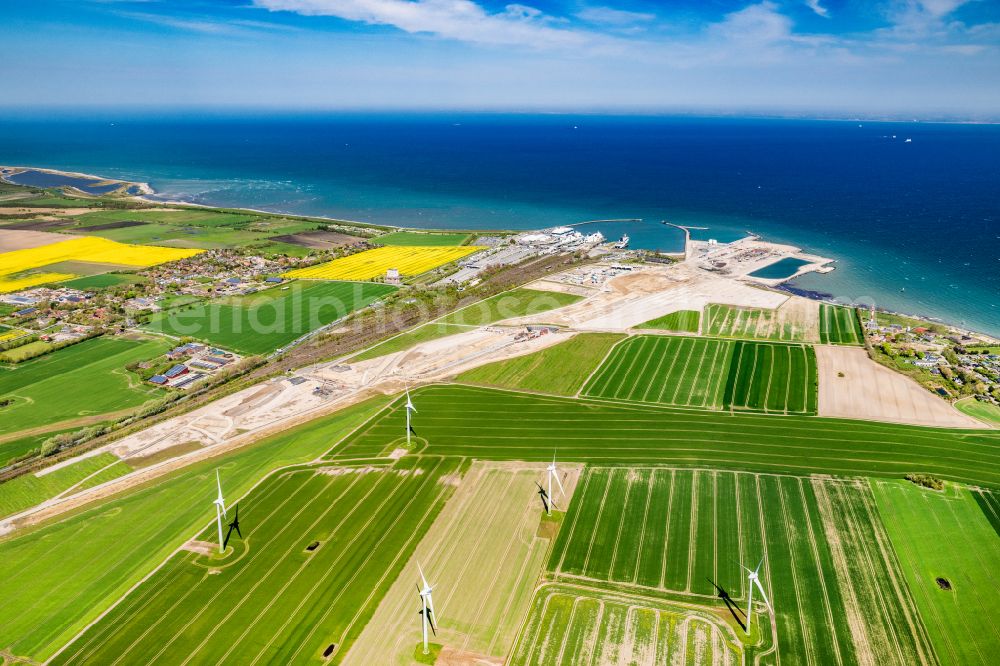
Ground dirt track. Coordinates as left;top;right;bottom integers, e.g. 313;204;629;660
815;346;981;428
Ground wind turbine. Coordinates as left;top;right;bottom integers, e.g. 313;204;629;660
416;562;436;655
545;454;564;516
213;470;227;553
743;556;771;634
405;388;417;446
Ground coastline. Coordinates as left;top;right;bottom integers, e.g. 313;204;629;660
2;163;996;341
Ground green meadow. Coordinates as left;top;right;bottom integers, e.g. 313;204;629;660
457;332;623;396
872;480;1000;665
145;280;396;355
0;453;128;518
375;231;472;246
0;395;391;661
636;309;701;333
0;336;169;446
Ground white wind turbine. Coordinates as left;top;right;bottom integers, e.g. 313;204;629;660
743;556;771;634
416;562;437;655
545;453;564;516
213;470;227;553
405;388;417;446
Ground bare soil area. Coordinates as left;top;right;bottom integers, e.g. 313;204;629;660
271;230;359;249
0;228;73;251
816;346;981;428
504;263;785;331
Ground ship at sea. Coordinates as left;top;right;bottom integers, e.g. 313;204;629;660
614;234;630;249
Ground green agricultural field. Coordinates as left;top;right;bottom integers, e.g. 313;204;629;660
0;453;128;519
0;395;391;662
335;386;1000;486
582;335;734;409
871;480;1000;664
457;333;624;396
509;585;745;665
723;341;817;414
351;288;582;362
955;397;1000;426
53;456;462;665
704;303;816;342
819;304;864;345
439;288;582;326
72;208;262;229
375;231;472;246
0;340;51;363
59;273;146;290
636;309;701;333
145;280;395;355
0;337;169;445
349;461;561;663
973;488;1000;537
548;468;934;664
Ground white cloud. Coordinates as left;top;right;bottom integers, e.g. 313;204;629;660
708;2;794;44
576;6;654;26
252;0;593;48
805;0;828;18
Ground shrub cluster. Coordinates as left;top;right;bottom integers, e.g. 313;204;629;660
905;473;944;490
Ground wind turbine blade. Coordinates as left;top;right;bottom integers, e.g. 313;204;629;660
553;469;566;497
417;561;428;589
745;577;754;631
754;577;772;612
755;556;765;574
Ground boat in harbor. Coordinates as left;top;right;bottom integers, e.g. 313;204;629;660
614;234;630;249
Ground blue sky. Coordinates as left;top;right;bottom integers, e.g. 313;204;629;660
1;0;998;117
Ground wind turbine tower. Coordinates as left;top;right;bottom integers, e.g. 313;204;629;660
405;389;417;447
213;470;227;553
416;562;436;655
545;454;564;516
743;557;772;634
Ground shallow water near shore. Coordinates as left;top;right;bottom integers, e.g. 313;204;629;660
0;113;997;335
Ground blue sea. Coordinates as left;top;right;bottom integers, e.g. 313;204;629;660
0;113;997;335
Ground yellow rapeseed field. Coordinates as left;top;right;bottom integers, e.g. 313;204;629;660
0;237;202;292
0;273;76;294
287;245;482;281
0;328;27;343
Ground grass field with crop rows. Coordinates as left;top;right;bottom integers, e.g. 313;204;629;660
458;333;624;396
349;462;561;663
548;467;934;664
509;585;744;665
286;245;481;281
819;304;864;345
53;457;462;665
0;396;391;662
582;336;734;409
636;309;701;333
335;386;1000;486
723;341;817;415
704;303;818;342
